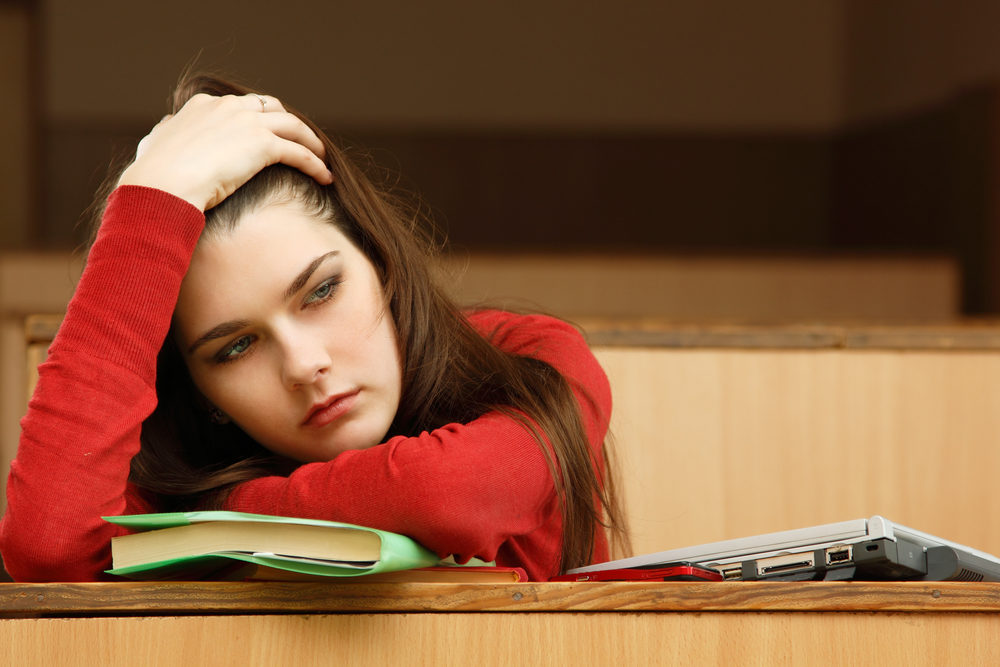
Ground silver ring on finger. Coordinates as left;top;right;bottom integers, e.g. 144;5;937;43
254;94;267;112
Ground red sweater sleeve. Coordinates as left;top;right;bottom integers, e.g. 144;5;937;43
0;186;204;582
225;310;612;581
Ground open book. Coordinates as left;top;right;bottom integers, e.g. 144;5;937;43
103;511;518;581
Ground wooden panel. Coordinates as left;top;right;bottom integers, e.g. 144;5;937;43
596;345;1000;557
24;340;47;402
1;581;999;616
0;253;83;316
442;252;959;321
3;611;1000;666
26;315;1000;351
582;319;1000;349
23;313;57;399
0;255;82;517
17;317;1000;562
9;252;959;323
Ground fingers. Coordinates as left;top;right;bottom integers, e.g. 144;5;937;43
271;139;334;185
119;92;334;210
247;93;282;114
231;93;329;172
259;112;328;165
248;95;332;183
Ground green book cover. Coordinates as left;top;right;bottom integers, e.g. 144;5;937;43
102;511;483;579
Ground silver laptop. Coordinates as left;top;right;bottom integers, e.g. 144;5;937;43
570;516;1000;582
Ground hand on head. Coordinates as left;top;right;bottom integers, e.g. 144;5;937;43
117;93;334;211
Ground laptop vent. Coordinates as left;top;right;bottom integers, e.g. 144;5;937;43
953;569;984;582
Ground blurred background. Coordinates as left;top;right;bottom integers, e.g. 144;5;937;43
4;0;1000;313
6;0;1000;579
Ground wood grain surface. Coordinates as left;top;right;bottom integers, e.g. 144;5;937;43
7;611;1000;666
2;581;1000;617
28;314;1000;350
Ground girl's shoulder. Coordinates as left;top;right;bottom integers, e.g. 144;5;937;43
462;309;596;370
463;308;581;342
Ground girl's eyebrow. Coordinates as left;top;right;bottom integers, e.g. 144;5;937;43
188;319;252;354
187;250;341;354
283;250;340;300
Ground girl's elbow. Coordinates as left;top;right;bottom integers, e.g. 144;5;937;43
0;522;105;582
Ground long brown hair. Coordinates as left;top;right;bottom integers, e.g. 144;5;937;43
90;73;629;572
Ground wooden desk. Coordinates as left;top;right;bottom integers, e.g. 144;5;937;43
3;582;1000;664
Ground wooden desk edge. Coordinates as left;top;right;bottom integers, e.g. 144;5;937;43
3;581;999;617
29;315;1000;351
581;321;1000;350
31;314;1000;351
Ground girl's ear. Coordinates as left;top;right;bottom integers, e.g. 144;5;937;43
209;406;231;425
190;382;230;425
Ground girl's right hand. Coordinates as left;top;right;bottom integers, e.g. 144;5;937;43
117;93;334;211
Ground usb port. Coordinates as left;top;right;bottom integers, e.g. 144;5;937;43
721;567;742;581
826;546;853;565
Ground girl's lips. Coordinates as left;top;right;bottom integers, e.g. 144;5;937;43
302;390;360;428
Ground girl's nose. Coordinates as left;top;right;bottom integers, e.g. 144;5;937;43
278;329;331;389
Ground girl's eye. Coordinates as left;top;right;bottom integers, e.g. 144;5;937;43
218;335;253;362
304;276;341;307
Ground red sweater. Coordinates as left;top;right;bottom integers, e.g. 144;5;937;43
0;186;611;582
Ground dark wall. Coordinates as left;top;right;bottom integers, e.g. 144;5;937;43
832;87;996;313
29;2;1000;313
45;88;993;311
45;122;834;252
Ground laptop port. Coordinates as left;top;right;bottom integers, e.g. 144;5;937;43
721;567;742;581
826;546;853;565
757;552;816;577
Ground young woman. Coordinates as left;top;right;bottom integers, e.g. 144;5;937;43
0;74;628;582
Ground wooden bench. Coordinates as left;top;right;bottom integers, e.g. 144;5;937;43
584;320;1000;557
441;252;960;321
16;315;1000;561
8;318;1000;663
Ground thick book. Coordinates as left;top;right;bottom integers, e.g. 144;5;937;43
103;511;485;580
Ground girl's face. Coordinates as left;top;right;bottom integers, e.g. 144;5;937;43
173;200;403;462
